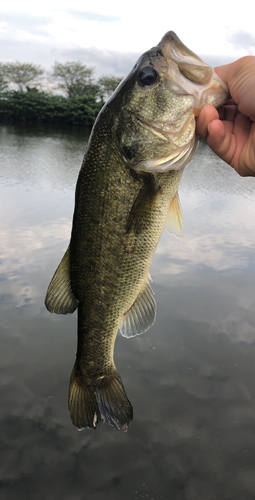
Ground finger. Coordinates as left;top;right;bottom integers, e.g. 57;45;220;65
216;100;236;120
218;104;238;122
196;105;219;141
232;114;254;175
206;119;236;165
215;57;255;121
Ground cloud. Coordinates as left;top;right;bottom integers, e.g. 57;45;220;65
0;16;139;76
1;13;53;37
229;30;255;50
60;46;139;77
65;10;121;23
199;54;236;68
0;35;137;76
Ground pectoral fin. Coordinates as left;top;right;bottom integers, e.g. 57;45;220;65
165;192;184;240
45;245;78;314
126;176;158;235
120;278;156;338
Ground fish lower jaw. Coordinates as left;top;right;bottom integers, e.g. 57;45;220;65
133;135;198;173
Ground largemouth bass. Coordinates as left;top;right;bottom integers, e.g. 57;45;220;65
45;32;229;431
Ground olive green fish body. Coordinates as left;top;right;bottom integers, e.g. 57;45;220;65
68;114;184;429
45;31;229;431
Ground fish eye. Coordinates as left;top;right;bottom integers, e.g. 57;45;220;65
137;66;158;87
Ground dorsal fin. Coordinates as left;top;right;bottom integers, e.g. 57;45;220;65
45;246;78;314
120;278;156;338
165;192;184;240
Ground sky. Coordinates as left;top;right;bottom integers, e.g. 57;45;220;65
0;0;255;80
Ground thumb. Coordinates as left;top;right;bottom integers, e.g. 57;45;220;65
215;57;255;121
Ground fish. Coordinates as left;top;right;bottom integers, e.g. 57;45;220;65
45;31;229;431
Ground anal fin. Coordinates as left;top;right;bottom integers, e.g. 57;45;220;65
120;278;156;338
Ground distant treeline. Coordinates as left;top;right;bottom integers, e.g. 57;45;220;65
0;61;123;126
0;90;104;126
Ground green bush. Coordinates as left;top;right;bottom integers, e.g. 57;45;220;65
0;90;104;126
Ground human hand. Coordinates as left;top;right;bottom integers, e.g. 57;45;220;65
196;56;255;177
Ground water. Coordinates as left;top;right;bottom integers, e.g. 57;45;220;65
1;123;255;499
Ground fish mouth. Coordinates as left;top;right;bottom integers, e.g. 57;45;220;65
159;31;230;110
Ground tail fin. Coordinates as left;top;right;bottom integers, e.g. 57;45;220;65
95;371;133;431
68;362;101;430
68;361;133;431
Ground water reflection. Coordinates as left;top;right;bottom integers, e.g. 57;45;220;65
1;124;255;499
0;123;90;188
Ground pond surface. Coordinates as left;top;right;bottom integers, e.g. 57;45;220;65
1;123;255;500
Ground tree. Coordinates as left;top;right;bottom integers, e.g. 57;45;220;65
0;64;7;91
0;89;104;126
0;62;43;91
52;61;101;99
98;75;123;99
